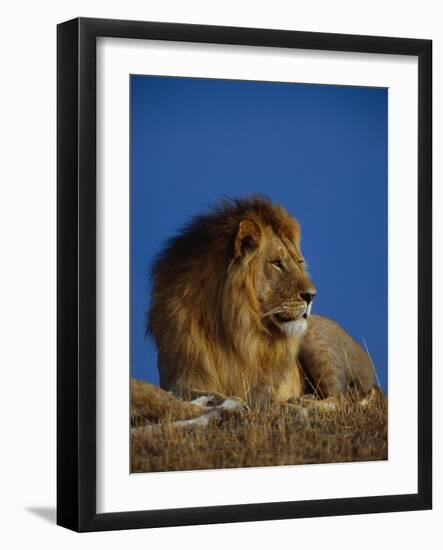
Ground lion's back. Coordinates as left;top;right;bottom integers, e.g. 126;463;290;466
299;314;376;397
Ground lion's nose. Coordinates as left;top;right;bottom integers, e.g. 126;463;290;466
300;292;315;305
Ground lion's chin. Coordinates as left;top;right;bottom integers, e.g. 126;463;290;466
279;318;308;337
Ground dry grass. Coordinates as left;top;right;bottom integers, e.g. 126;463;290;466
131;391;387;473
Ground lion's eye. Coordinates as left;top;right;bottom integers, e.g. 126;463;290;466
271;260;284;271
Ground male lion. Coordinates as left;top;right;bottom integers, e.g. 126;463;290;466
148;196;376;406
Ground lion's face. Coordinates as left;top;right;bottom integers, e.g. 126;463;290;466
235;220;316;338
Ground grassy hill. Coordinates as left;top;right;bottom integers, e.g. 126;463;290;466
131;390;387;473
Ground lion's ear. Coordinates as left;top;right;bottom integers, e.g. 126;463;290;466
234;220;261;258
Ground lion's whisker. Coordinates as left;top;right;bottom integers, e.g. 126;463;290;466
261;308;283;318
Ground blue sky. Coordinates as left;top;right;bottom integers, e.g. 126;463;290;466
130;75;388;392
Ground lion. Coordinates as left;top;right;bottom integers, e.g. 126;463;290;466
148;196;377;407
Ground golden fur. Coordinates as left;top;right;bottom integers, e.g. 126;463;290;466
148;196;316;406
131;379;206;423
299;315;376;398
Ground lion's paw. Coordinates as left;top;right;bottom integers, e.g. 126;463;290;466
190;395;216;408
218;398;247;412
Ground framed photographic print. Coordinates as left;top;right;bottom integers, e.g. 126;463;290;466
57;17;432;532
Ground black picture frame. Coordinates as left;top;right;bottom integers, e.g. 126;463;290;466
57;17;432;532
